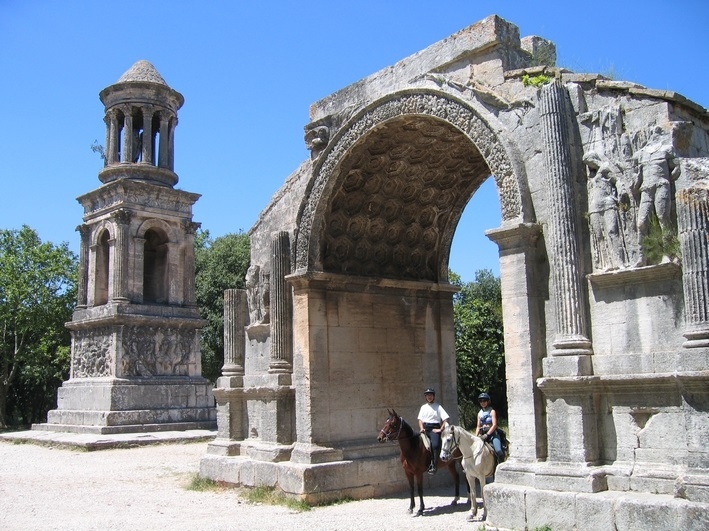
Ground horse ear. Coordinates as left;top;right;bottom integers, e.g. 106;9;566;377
387;408;394;416
391;409;398;417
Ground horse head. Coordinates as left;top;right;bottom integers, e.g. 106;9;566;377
439;424;458;461
377;409;402;443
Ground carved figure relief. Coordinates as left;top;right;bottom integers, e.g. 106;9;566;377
72;327;113;377
121;326;195;377
632;126;680;266
246;265;270;326
582;107;680;272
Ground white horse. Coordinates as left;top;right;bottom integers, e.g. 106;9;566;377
440;424;497;522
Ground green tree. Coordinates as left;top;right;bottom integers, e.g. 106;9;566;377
451;269;506;429
0;226;77;427
195;230;250;382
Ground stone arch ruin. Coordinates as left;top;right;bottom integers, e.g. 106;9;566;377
201;15;708;529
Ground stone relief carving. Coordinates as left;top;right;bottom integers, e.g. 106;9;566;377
632;126;680;266
121;326;195;377
582;106;680;272
246;265;270;326
296;91;523;272
72;327;113;377
304;125;329;152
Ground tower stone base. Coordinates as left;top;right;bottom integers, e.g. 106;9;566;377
37;376;215;434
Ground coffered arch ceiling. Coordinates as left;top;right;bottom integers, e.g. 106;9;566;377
321;116;490;282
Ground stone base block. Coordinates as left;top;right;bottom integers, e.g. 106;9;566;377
199;449;458;505
33;419;216;435
486;483;709;531
39;376;216;434
54;377;214;410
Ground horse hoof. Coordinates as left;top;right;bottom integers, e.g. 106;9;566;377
467;514;478;522
415;510;424;517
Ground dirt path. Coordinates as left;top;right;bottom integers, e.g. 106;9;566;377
0;440;484;530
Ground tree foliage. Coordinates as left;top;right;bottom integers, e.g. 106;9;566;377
451;269;506;429
195;230;250;382
0;226;77;427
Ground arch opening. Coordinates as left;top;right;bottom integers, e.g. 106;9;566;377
321;115;492;282
143;228;169;304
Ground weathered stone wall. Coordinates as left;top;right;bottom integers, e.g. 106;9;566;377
205;14;709;528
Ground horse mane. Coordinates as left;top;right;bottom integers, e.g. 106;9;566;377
391;413;421;450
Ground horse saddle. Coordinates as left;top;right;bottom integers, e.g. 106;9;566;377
420;432;431;451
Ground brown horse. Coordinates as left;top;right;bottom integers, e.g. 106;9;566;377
377;408;466;516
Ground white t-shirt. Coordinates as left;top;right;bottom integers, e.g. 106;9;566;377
418;402;449;425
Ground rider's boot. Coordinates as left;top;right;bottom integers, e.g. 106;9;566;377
427;456;437;475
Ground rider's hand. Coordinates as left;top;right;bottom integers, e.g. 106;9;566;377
481;434;488;441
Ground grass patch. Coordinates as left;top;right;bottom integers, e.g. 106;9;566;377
186;474;228;492
243;486;312;512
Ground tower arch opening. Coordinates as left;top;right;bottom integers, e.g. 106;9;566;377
143;227;169;304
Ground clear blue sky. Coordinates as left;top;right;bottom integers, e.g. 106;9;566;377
1;1;707;281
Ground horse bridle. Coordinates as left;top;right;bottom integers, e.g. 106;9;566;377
444;425;484;461
379;416;404;442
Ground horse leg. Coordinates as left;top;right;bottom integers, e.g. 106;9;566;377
479;476;487;522
467;474;480;521
415;472;425;516
406;473;415;514
447;460;460;505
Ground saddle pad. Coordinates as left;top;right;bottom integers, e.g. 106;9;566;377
421;432;431;451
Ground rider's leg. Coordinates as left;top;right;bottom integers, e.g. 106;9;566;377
428;431;441;472
491;434;504;460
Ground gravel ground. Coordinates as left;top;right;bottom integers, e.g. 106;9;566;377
0;440;485;531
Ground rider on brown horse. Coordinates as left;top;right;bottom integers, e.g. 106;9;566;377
417;387;450;474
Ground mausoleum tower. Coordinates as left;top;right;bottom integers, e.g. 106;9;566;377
40;60;216;434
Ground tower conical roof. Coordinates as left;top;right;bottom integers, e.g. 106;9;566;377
117;60;167;85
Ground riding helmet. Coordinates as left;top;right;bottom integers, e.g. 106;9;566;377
424;387;435;395
478;392;491;401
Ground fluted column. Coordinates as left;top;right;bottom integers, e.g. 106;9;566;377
142;108;154;165
76;224;90;308
122;110;134;163
269;231;293;373
222;289;247;379
540;80;592;356
158;115;170;168
678;187;709;347
106;110;118;165
181;220;199;306
110;209;131;302
168;119;176;171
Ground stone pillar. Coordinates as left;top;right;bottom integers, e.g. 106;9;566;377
486;222;547;462
168;120;176;171
269;231;293;374
221;289;247;382
158;115;170;168
122;110;134;164
540;79;593;360
181;220;199;306
678;187;709;347
133;236;145;304
142;109;154;165
110;209;131;302
76;224;90;309
105;110;118;165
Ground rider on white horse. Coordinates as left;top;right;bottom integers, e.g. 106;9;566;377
476;392;505;460
417;387;450;474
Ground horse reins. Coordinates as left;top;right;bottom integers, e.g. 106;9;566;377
445;426;485;461
379;416;404;442
380;416;422;442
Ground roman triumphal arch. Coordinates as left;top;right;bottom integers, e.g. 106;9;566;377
201;15;709;529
